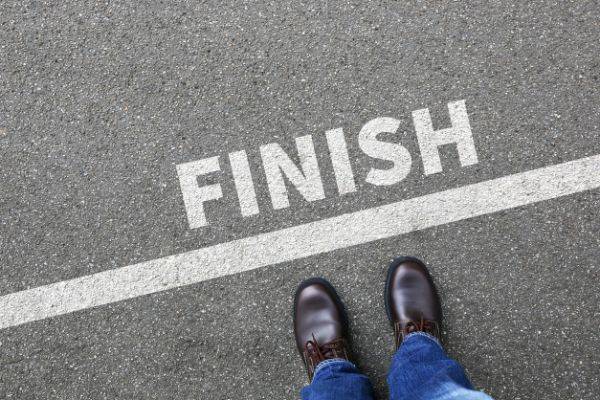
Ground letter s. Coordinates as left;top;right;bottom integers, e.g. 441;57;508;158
358;117;412;186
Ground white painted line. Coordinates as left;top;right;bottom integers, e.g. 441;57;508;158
1;154;600;330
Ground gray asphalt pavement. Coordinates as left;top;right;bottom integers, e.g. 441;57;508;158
1;1;599;399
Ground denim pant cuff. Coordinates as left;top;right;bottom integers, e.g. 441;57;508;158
403;331;443;348
313;358;355;379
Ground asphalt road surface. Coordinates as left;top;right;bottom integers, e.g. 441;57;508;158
1;1;599;399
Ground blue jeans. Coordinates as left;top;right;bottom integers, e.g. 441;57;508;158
301;332;493;400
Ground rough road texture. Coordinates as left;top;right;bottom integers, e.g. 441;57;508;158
1;1;599;399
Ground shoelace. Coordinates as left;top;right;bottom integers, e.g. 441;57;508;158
302;334;348;379
394;316;440;349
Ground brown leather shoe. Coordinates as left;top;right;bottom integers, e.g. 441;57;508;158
385;257;443;349
293;278;350;381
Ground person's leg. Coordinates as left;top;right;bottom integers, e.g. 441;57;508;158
301;359;374;400
388;332;493;400
385;257;493;400
294;278;375;400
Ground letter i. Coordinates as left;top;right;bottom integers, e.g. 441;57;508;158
229;150;260;217
325;128;357;195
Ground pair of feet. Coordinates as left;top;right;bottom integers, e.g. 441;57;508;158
293;257;442;380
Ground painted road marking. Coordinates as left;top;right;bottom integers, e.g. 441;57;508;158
1;154;599;330
177;100;478;228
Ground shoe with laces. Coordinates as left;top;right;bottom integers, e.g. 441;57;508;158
293;278;351;381
385;257;443;349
